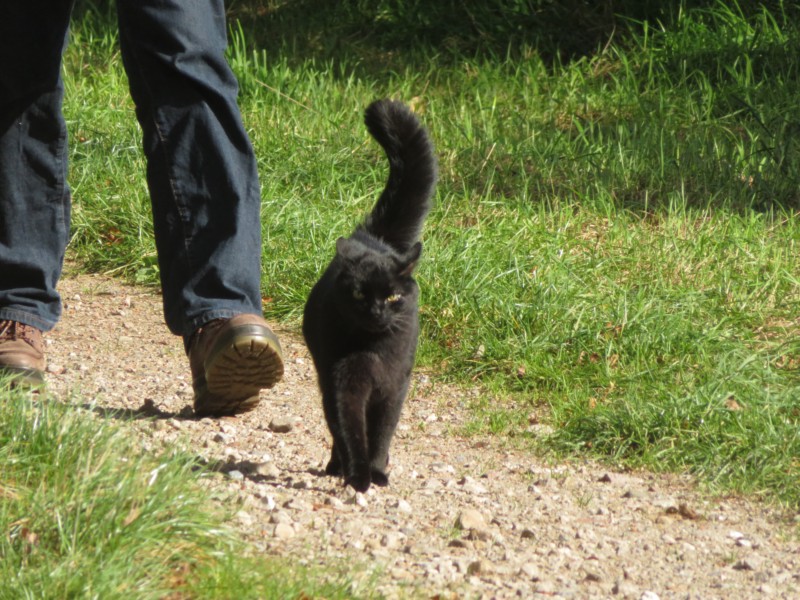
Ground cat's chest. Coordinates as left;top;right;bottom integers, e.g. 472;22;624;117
343;332;413;359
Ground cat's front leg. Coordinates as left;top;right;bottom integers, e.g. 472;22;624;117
345;464;372;492
321;387;350;478
325;441;344;476
367;436;392;487
367;437;391;487
336;355;377;492
369;465;389;487
366;389;406;488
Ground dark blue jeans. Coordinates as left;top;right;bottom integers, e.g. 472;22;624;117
0;0;264;337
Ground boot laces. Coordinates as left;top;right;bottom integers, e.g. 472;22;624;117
0;320;41;346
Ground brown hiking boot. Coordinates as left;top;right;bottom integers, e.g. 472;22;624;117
0;320;46;387
186;314;284;417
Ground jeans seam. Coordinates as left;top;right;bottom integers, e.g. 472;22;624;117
123;43;195;276
55;111;69;237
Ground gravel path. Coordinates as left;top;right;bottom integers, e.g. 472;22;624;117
44;272;799;599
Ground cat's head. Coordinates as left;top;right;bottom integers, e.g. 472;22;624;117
333;237;421;333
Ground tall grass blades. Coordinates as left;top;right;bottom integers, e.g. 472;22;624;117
0;389;227;598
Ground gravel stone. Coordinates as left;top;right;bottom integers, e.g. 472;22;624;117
393;498;412;513
46;363;66;375
268;417;294;433
270;511;292;525
733;556;765;571
467;559;495;575
236;511;254;527
325;496;345;510
254;461;280;478
519;563;541;581
612;579;640;597
273;523;295;539
258;495;277;510
380;532;405;549
456;508;488;531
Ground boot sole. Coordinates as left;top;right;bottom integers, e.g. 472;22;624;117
194;324;284;417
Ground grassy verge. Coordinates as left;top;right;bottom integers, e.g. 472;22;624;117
0;381;365;598
63;0;800;512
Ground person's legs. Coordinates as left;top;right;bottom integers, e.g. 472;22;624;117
0;3;73;333
116;0;283;414
0;3;73;384
116;0;263;338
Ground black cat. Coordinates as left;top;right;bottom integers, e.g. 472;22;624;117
302;99;437;492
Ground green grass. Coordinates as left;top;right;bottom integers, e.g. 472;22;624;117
0;382;366;599
61;0;800;516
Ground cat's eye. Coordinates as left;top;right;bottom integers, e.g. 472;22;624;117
352;289;365;300
386;293;402;304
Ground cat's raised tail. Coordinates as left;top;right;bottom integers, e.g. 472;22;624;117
361;99;437;253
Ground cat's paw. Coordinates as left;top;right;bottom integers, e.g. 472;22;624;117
370;469;389;487
325;459;344;476
345;472;371;493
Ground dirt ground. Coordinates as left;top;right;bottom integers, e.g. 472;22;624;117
42;272;799;599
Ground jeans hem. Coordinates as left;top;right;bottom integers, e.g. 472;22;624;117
0;308;56;332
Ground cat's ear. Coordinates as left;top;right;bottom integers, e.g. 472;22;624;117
398;242;422;277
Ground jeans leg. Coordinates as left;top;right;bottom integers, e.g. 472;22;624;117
0;3;73;332
116;0;263;337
